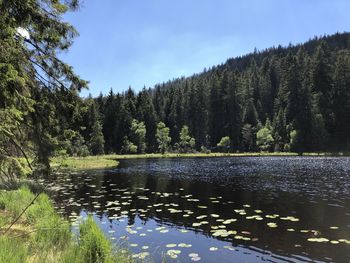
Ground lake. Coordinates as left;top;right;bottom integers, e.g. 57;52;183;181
50;157;350;262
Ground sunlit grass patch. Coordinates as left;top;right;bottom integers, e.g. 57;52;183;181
0;236;28;263
51;155;119;170
0;187;133;263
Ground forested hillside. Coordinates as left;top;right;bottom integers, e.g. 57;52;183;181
69;32;349;155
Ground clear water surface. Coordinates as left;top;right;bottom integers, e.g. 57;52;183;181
50;157;350;262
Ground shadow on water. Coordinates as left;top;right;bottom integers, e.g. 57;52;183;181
50;157;350;262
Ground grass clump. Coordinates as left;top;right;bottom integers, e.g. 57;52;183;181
59;217;133;263
62;216;130;263
79;216;114;262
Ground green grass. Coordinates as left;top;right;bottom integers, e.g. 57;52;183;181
0;187;133;263
51;155;119;170
0;236;28;263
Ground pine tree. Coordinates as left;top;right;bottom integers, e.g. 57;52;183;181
88;101;105;155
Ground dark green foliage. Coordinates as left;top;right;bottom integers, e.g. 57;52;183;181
79;33;350;155
87;100;105;155
0;0;88;179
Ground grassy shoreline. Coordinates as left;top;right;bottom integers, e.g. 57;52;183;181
50;151;347;171
0;187;132;263
51;155;119;171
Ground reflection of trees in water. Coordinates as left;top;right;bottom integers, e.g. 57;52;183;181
51;160;350;263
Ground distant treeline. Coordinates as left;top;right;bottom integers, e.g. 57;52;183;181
62;32;350;156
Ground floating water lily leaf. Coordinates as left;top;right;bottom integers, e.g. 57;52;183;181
280;216;299;222
266;214;279;219
267;222;278;228
223;245;235;251
222;219;237;224
132;252;150;259
168;208;182;213
178;243;192;248
338;239;350;244
307;237;329;243
126;227;137;234
166;244;177;248
167;249;181;259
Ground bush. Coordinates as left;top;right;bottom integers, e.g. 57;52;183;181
217;136;231;152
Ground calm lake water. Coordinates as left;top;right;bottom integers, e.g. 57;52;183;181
51;157;350;262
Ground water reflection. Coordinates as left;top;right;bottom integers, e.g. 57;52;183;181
51;157;350;262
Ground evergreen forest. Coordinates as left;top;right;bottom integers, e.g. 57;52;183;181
76;33;350;156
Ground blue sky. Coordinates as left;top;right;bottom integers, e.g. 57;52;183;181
61;0;350;96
